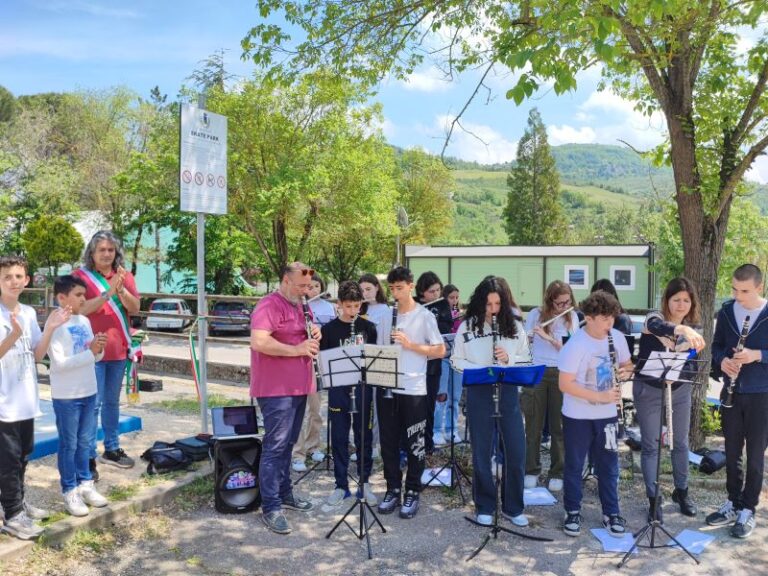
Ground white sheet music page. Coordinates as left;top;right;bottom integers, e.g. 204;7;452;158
639;351;690;382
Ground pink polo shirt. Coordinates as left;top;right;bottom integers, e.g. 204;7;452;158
250;291;313;398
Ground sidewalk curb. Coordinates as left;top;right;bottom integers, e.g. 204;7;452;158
0;464;213;565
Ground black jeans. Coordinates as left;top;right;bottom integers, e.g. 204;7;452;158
328;385;373;491
721;390;768;512
0;418;34;519
377;390;427;493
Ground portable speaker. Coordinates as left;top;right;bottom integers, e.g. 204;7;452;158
214;438;262;514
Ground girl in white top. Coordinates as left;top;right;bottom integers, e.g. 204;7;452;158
452;277;530;527
359;273;391;345
522;280;579;492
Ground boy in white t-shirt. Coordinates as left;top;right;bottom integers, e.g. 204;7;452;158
48;275;110;517
376;267;445;520
558;291;633;538
0;256;69;540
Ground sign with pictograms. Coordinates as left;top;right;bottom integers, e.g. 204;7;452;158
179;104;227;214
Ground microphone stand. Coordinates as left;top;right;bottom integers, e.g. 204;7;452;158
618;354;707;569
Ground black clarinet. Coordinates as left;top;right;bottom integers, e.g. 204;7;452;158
348;314;358;413
491;314;501;416
607;332;625;437
382;301;399;399
301;296;324;392
722;315;751;409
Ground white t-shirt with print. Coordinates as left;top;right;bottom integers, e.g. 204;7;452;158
525;307;580;367
558;327;630;420
390;304;443;396
451;319;530;371
48;315;103;400
0;303;42;422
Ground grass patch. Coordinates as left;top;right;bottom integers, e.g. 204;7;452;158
145;393;242;415
107;483;141;502
173;475;214;511
63;528;116;556
39;510;69;527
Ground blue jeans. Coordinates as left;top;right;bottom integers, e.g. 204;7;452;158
91;359;126;458
434;358;462;438
257;395;307;514
53;395;96;493
562;415;620;516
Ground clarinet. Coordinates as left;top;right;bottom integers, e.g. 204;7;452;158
491;314;501;416
382;301;399;399
301;296;324;392
722;315;751;409
607;332;625;437
348;314;358;414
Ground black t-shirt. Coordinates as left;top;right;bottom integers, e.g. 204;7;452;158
320;316;378;350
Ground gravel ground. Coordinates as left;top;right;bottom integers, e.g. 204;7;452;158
2;372;767;576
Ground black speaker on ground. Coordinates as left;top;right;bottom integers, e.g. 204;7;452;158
214;437;262;514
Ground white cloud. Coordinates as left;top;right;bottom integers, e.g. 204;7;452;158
548;125;596;145
399;67;453;93
746;155;768;185
434;115;518;164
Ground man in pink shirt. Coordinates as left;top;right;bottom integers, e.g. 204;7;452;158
251;262;321;534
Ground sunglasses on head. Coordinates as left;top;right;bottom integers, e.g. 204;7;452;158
291;268;315;277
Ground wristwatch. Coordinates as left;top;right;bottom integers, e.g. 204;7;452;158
100;290;109;301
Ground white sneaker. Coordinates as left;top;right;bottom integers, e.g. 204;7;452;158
310;450;326;462
350;452;358;462
292;459;307;472
63;490;89;517
362;483;378;506
325;488;350;507
23;500;50;520
433;432;447;446
503;511;529;527
79;481;108;508
476;513;493;526
548;478;563;492
524;475;538;489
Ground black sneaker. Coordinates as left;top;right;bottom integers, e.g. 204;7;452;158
89;458;99;482
282;493;314;512
563;511;582;537
603;514;627;537
399;490;420;519
377;489;401;514
99;448;135;469
706;500;738;526
730;509;755;539
262;511;291;535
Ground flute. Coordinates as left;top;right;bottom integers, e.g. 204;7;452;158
607;332;624;436
308;291;331;302
301;296;324;392
539;306;575;328
721;315;751;409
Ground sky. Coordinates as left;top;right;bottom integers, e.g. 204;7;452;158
2;0;767;182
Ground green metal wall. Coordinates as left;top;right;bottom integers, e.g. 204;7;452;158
407;253;652;309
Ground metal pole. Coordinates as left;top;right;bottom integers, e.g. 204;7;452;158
196;94;209;433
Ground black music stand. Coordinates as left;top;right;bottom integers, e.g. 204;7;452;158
324;345;402;559
462;365;553;561
618;353;706;569
426;334;472;502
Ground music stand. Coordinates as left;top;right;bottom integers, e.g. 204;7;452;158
618;352;706;569
426;334;472;502
323;344;403;559
462;364;553;561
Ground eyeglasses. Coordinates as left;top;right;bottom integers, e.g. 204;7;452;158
553;299;571;307
290;268;315;277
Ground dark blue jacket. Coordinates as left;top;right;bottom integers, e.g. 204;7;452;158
712;299;768;394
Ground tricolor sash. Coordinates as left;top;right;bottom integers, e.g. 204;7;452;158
78;267;141;361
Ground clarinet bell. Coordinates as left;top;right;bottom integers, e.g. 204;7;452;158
349;388;358;414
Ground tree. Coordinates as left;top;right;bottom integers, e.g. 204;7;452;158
244;1;768;448
22;216;84;279
0;85;15;122
504;108;565;244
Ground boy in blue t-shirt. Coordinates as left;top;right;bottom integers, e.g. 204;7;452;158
558;290;632;538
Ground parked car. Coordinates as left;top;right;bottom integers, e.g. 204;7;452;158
210;301;252;335
146;298;192;332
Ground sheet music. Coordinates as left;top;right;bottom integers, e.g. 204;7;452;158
318;344;403;389
319;345;363;388
639;350;690;382
364;344;402;389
